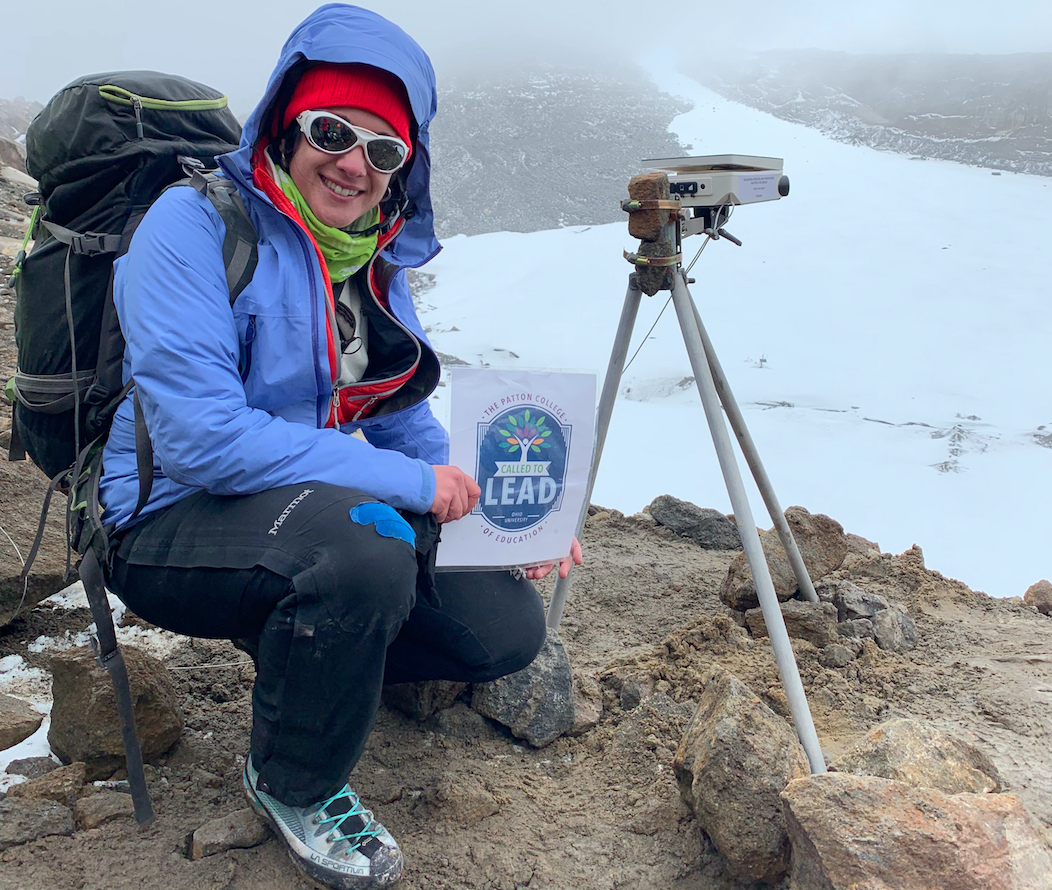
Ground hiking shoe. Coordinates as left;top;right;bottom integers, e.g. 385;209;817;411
243;757;403;888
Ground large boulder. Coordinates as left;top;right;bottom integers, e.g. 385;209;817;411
0;693;43;750
471;627;574;748
745;600;840;648
48;645;184;780
871;604;919;652
719;507;848;611
0;136;26;172
832;581;889;621
832;718;1001;794
1023;580;1052;616
646;495;742;551
673;669;810;883
781;773;1052;890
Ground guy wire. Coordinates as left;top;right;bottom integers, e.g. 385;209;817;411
0;521;31;621
0;522;26;568
168;660;255;671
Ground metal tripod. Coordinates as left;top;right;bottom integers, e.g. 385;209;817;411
545;255;827;774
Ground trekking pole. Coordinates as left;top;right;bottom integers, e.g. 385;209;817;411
79;548;155;826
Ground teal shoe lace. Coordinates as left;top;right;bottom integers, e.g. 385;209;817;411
312;786;385;855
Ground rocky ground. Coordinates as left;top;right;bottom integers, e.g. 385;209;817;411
0;492;1050;889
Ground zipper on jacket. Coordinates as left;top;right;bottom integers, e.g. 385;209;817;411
292;219;338;428
239;315;256;382
335;238;423;404
249;155;339;429
352;396;382;422
288;224;328;427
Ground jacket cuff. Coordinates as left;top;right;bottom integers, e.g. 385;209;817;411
414;458;436;514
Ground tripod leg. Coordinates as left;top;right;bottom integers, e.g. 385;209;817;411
670;273;826;774
547;274;643;629
690;301;819;603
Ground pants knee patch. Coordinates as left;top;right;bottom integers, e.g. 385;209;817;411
350;502;416;547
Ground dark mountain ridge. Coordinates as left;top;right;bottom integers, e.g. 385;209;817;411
427;65;690;237
688;50;1052;177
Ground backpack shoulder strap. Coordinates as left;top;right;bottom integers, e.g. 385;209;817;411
185;168;259;305
117;170;260;533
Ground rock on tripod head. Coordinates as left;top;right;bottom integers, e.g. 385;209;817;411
622;155;789;294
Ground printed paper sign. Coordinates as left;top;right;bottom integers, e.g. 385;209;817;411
437;368;597;570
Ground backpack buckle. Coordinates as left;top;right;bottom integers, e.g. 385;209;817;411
70;232;119;256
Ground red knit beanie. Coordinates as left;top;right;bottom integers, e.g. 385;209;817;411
282;63;413;158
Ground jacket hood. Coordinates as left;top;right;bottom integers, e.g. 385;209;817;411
230;3;440;268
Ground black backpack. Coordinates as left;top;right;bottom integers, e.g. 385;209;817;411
8;70;258;481
6;72;262;827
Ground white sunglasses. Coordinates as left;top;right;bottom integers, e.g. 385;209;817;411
294;110;410;173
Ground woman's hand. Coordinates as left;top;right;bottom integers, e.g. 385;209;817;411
430;465;481;523
524;536;583;581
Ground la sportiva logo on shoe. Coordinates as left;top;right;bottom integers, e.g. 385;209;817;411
474;406;570;532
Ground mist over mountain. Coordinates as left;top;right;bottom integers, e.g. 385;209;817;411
688;50;1052;177
428;66;690;237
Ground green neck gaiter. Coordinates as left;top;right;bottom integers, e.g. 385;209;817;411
275;166;379;282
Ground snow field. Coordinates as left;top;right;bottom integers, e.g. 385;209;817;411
421;64;1051;598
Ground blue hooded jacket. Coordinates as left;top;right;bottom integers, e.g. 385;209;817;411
99;4;448;529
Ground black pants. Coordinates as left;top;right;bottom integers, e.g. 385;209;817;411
106;483;546;806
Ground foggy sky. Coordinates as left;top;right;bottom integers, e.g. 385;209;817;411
2;0;1050;111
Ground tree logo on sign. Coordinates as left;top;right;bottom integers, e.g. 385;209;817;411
475;407;569;531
